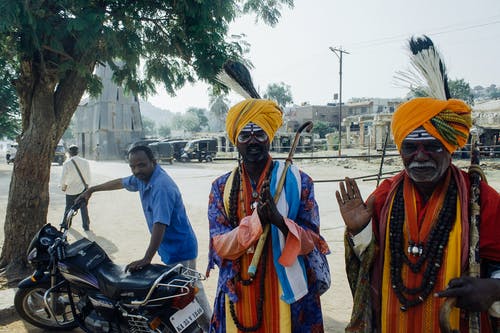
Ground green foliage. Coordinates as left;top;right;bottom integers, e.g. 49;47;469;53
312;121;334;139
158;124;171;137
0;0;294;99
186;107;209;132
62;120;75;142
409;87;428;98
172;113;184;130
242;0;294;26
263;82;293;108
142;117;156;136
408;78;474;105
473;84;500;100
182;112;200;132
448;79;474;105
209;92;229;131
485;84;500;99
0;50;19;139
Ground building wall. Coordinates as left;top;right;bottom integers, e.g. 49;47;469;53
287;98;404;147
73;64;144;159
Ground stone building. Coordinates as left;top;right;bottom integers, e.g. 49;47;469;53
287;98;404;150
473;100;500;147
73;64;144;160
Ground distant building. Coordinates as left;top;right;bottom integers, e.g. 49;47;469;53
286;98;404;149
473;100;500;146
73;64;144;160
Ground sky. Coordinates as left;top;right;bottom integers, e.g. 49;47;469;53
147;0;500;113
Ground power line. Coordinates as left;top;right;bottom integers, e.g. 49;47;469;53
346;17;500;50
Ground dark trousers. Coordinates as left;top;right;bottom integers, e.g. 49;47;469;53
64;192;90;229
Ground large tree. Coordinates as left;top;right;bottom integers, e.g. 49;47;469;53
186;107;208;132
448;78;474;105
263;81;293;108
409;78;474;105
0;0;293;276
208;92;229;131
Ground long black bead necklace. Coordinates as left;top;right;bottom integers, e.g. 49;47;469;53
389;179;457;311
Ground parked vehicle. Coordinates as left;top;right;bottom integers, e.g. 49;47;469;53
15;202;206;333
6;143;17;164
149;141;174;164
180;139;217;162
169;140;188;161
124;138;160;160
53;144;66;165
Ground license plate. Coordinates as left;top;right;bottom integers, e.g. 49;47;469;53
169;300;203;333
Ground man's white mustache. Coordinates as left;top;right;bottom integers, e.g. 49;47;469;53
409;161;436;169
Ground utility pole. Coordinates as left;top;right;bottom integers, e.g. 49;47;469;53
329;46;349;156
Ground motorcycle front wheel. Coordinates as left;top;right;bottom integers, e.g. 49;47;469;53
14;284;79;330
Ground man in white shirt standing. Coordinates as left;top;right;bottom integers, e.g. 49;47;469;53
61;144;91;230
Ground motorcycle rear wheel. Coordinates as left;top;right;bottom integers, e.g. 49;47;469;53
14;284;79;330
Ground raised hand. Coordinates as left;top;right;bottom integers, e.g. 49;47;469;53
335;177;375;235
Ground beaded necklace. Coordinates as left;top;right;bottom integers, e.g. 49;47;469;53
404;171;451;257
388;176;457;311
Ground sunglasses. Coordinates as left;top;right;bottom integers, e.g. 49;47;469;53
401;141;444;156
237;130;269;144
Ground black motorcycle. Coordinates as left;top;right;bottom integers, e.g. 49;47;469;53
15;203;205;333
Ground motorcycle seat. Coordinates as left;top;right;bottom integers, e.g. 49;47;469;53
95;262;181;301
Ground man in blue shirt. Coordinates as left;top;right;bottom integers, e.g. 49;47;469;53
78;145;211;331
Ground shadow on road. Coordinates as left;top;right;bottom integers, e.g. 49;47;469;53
0;311;82;332
68;229;119;257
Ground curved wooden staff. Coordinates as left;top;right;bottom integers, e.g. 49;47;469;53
439;143;487;333
248;121;314;278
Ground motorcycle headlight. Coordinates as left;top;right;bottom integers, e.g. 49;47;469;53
27;247;38;263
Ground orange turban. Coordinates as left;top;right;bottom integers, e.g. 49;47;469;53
226;99;283;145
391;97;472;153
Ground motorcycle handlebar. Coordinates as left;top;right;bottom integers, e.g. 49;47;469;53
60;201;83;230
71;199;84;211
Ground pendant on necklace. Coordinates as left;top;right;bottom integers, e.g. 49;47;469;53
407;242;423;256
252;191;259;199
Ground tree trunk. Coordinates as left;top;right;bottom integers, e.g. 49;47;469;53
0;74;59;277
0;61;92;279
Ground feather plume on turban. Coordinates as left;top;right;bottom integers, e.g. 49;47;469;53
393;36;473;154
392;97;472;153
226;99;283;145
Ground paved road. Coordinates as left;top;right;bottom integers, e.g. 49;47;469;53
0;154;398;332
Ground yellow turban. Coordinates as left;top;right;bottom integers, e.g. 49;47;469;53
391;97;472;153
226;99;283;145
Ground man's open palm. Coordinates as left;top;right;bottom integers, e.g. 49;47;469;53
336;177;375;235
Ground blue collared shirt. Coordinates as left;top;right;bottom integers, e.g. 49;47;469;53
122;164;197;264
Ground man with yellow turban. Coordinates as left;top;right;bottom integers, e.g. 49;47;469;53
336;36;500;332
206;98;330;332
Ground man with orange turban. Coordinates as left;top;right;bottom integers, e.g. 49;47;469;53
206;98;330;332
336;45;500;331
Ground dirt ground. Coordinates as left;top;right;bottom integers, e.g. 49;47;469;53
1;150;499;332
